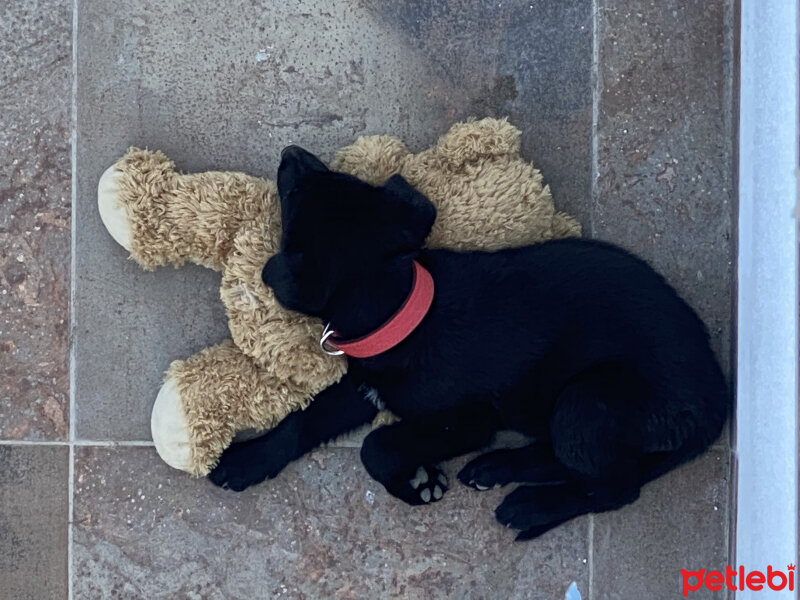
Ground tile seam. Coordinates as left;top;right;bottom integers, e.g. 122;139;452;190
590;0;601;239
76;440;155;446
588;514;594;600
67;444;74;600
588;1;599;596
68;0;78;596
0;440;155;446
722;0;738;574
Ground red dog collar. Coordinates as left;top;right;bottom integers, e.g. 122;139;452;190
320;260;434;359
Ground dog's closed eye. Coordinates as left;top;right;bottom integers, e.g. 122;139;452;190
262;252;333;314
262;253;301;302
263;252;302;286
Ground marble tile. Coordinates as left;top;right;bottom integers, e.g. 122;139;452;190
74;0;594;440
594;0;735;378
365;0;595;225
0;0;71;439
592;449;732;599
74;446;589;599
0;445;69;600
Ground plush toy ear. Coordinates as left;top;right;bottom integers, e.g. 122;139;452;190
382;174;437;249
277;146;329;213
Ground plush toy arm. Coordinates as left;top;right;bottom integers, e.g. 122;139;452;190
207;374;378;491
98;148;278;271
152;339;329;476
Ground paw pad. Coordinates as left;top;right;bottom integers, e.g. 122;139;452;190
404;466;448;504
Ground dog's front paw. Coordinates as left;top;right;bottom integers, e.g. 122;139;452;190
458;453;511;491
208;436;293;492
388;465;449;505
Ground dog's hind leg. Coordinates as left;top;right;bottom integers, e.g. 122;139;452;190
495;478;641;540
493;368;649;540
547;363;648;479
457;443;570;490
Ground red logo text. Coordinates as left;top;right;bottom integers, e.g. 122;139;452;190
681;564;795;596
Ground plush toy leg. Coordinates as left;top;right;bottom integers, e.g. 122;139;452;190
97;148;279;271
151;340;339;476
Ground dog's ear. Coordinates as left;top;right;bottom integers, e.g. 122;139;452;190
277;146;329;212
383;175;437;249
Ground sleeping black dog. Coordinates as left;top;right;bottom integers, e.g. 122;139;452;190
209;146;729;540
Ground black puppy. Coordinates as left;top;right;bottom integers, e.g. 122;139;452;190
209;146;728;540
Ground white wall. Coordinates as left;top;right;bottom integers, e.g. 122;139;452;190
736;1;799;597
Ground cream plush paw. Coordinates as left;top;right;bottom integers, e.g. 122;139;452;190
150;377;194;472
97;165;133;251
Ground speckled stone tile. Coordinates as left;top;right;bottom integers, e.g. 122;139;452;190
594;0;735;378
363;0;595;225
74;446;589;599
74;0;594;440
0;445;69;600
0;1;71;439
592;449;731;599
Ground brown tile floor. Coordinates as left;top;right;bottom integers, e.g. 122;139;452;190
1;0;71;441
73;448;590;599
0;445;69;600
1;0;736;598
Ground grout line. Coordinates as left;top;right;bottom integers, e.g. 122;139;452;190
588;514;594;600
589;0;600;240
69;20;77;446
723;0;739;575
75;440;155;446
68;0;78;598
0;440;70;446
726;447;738;585
67;443;74;600
586;9;600;595
0;440;154;446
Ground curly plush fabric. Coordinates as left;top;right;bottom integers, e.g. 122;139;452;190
104;118;580;475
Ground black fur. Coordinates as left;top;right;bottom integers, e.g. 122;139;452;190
209;146;729;540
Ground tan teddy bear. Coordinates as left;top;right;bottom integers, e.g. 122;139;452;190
96;118;580;477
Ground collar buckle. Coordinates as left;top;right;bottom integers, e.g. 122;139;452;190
320;322;345;356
